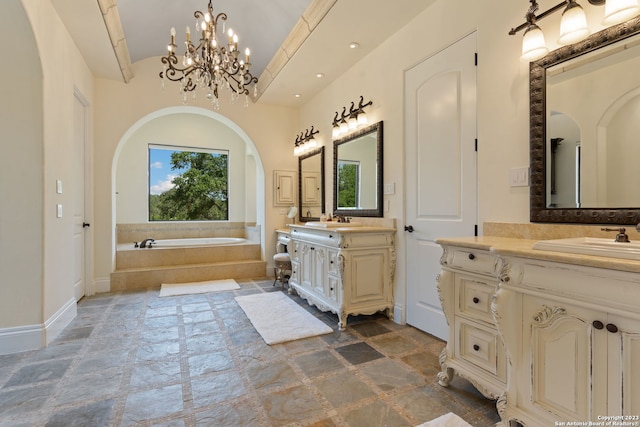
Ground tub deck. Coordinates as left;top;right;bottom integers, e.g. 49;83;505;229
111;240;266;291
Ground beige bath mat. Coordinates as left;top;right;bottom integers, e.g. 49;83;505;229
159;279;240;297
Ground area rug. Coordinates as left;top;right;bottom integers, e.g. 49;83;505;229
159;279;240;297
234;292;333;345
415;412;473;427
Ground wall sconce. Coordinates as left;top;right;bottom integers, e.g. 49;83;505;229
510;0;640;62
332;96;373;139
294;126;320;156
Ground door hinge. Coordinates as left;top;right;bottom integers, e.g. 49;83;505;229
475;138;478;151
474;225;478;236
474;53;478;66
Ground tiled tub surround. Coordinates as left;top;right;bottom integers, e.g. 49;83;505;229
116;223;260;244
0;281;500;427
111;224;265;290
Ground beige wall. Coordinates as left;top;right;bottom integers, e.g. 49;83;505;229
0;1;43;329
0;0;94;343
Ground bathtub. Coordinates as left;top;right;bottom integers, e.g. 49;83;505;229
149;237;248;248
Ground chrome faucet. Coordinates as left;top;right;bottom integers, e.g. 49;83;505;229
601;228;630;243
139;238;155;248
333;214;350;223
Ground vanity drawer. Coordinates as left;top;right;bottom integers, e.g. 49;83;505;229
447;248;496;276
455;319;506;381
455;274;496;323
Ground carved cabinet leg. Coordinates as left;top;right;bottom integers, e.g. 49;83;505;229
437;347;454;387
338;310;347;331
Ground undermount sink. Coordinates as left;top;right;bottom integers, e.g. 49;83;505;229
304;221;362;228
533;237;640;260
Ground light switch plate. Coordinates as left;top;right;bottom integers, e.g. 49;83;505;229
509;167;529;187
56;179;62;194
383;183;395;195
56;204;62;218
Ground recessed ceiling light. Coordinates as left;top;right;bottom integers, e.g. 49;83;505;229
316;73;324;78
294;94;301;98
349;42;360;49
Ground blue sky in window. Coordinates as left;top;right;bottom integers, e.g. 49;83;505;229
149;148;187;195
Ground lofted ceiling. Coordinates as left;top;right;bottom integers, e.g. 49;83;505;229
51;0;435;108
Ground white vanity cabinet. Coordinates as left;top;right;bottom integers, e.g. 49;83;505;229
494;256;640;426
436;243;507;401
288;225;396;330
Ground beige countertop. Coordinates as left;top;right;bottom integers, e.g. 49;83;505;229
287;224;396;233
436;235;640;274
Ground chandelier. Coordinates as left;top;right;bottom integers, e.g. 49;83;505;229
159;0;258;108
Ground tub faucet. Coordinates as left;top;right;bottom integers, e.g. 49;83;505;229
139;238;155;248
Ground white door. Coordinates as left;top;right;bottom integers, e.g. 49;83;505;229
404;33;477;340
73;94;87;301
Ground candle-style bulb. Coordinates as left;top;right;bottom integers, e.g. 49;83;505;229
170;27;176;37
245;47;250;62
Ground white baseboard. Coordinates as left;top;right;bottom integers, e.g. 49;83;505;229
393;304;405;325
0;297;77;355
44;298;77;345
92;277;111;295
0;324;43;355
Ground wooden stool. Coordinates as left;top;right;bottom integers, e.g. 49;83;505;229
273;252;292;288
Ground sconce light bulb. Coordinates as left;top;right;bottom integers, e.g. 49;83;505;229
339;121;349;135
521;23;548;62
558;1;590;45
348;116;358;130
332;126;340;139
603;0;640;25
357;113;368;127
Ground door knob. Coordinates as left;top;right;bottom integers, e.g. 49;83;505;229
404;225;414;233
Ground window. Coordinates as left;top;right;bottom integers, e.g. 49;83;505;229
148;144;229;221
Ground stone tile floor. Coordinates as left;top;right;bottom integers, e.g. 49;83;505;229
0;279;500;427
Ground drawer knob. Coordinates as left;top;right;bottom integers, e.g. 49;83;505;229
472;297;480;304
468;253;475;260
473;344;480;351
592;320;604;330
606;323;619;334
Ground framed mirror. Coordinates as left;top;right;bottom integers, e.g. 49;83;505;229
333;121;383;217
530;17;640;224
298;146;325;222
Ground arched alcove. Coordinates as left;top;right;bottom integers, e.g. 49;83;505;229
111;106;266;267
0;0;44;332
